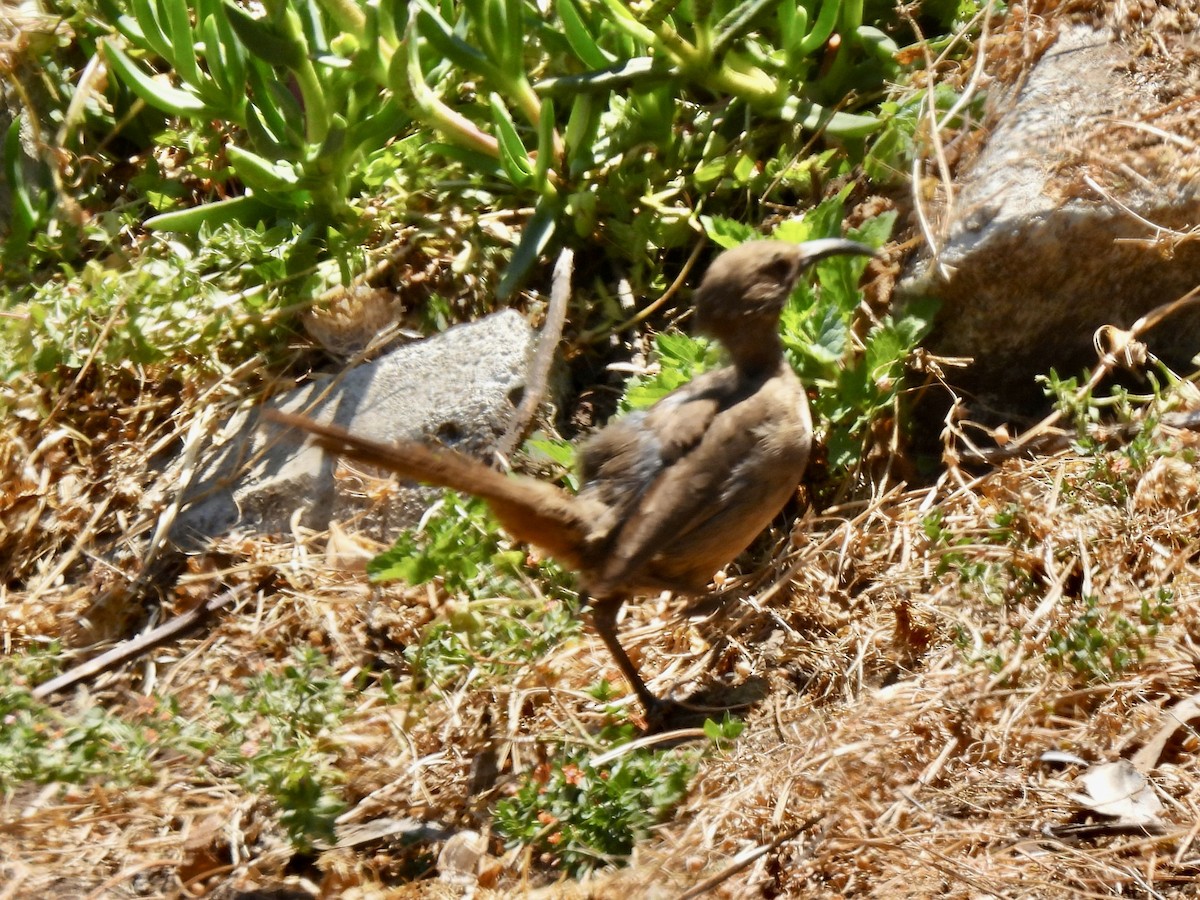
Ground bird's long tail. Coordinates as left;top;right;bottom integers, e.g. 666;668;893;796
266;410;597;567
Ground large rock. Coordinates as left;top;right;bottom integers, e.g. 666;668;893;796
173;310;536;546
901;10;1200;416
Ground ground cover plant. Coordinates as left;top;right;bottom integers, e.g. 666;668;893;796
5;0;1200;896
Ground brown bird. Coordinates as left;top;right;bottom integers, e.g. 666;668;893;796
268;237;874;719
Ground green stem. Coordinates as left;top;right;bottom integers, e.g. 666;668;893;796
278;7;329;145
405;25;500;158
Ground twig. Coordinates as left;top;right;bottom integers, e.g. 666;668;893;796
579;239;705;344
675;813;824;900
961;282;1200;465
31;585;247;700
497;247;574;460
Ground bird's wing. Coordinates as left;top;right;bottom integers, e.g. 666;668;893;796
590;371;810;596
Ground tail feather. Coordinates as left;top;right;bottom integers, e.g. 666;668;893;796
266;410;596;567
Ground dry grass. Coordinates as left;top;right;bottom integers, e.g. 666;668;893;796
4;352;1200;898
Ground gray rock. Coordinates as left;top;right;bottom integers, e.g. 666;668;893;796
173;309;536;546
901;21;1200;415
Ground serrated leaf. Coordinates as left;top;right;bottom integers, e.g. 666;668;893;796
699;214;754;248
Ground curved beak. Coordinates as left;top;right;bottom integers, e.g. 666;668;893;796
799;237;877;264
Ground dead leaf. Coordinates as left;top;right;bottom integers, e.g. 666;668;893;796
438;830;487;886
1070;760;1163;827
1130;691;1200;772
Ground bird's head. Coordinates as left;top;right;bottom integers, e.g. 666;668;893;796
693;238;876;340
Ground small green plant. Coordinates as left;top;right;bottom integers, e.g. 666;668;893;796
1037;363;1196;509
952;624;1015;674
207;646;347;847
370;491;580;689
406;597;580;690
1;220;310;384
703;712;746;750
1045;592;1173;683
100;0;407;229
494;712;745;872
369;492;528;596
87;0;916;295
0;648;174;790
493;724;698;874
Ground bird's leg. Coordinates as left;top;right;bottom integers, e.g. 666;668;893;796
585;593;667;718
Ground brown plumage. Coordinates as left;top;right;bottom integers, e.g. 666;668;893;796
268;237;874;719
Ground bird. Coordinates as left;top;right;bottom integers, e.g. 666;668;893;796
268;237;875;721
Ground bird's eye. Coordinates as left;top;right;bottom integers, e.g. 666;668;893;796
761;256;796;283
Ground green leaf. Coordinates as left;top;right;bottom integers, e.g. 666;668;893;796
200;14;230;92
4;119;37;236
496;196;558;299
244;103;288;157
796;0;841;55
712;0;776;56
620;332;722;411
215;1;248;93
144;193;273;232
223;0;306;69
563;93;601;177
778;96;882;138
533;97;556;196
693;156;727;188
104;41;211;116
227;145;300;192
850;209;896;250
731;153;757;185
699;215;755;249
413;2;502;83
129;0;173;59
558;0;613;69
161;0;201;86
490;92;533;186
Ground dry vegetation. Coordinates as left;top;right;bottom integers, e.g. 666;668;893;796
6;2;1200;897
4;351;1200;898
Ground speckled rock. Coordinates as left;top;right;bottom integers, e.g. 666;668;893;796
173;310;536;546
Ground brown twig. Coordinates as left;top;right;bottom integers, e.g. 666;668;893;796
31;585;247;700
675;813;825;900
497;247;574;460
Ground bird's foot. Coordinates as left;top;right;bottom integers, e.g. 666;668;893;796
637;696;698;733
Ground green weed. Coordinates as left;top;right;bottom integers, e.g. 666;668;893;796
1045;592;1173;683
0;647;176;791
370;491;580;689
2;221;311;385
492;713;734;874
206;646;348;848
